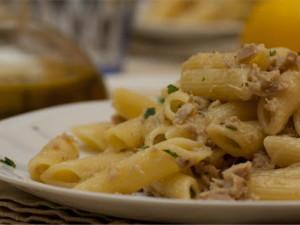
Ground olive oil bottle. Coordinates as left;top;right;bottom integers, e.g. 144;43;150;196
0;1;107;118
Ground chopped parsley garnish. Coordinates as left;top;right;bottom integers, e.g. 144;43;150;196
269;49;276;56
163;149;178;158
140;145;149;150
158;97;165;104
0;157;16;168
225;124;238;131
144;107;156;119
167;84;179;94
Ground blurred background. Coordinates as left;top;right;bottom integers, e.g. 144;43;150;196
0;0;299;118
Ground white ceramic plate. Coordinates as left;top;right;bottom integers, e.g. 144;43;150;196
133;0;241;40
0;101;300;223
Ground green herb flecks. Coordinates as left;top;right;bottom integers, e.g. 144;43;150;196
0;157;16;168
140;145;149;150
201;77;206;81
163;149;178;158
144;107;156;119
225;124;238;131
167;84;179;94
269;49;276;56
158;97;165;104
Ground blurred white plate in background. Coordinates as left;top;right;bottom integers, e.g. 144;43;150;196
133;0;242;39
105;75;176;97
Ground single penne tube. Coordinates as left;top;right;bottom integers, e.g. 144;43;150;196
264;136;300;167
40;152;131;188
163;90;190;121
182;52;235;70
165;126;196;140
207;120;264;158
206;101;257;122
28;134;79;181
180;68;252;101
249;166;300;200
156;137;203;151
105;117;143;151
258;71;300;135
144;125;168;146
72;122;112;151
112;88;158;119
293;108;300;136
74;142;211;194
150;172;199;199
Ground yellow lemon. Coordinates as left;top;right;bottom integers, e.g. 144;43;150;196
241;0;300;51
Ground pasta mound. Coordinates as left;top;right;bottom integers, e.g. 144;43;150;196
29;44;300;200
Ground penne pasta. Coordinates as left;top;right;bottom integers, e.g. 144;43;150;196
264;136;300;167
74;140;211;194
72;122;112;151
165;126;196;140
249;166;300;200
112;88;158;119
164;90;190;121
206;101;257;123
156;137;203;151
28;44;300;201
145;125;168;146
40;152;131;187
182;52;235;70
28;134;79;181
258;71;300;135
207;120;264;158
150;172;200;199
180;68;252;101
105;117;143;151
142;108;168;137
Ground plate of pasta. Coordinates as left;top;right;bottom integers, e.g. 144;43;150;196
2;44;300;223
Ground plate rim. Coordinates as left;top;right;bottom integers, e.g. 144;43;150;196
2;166;300;207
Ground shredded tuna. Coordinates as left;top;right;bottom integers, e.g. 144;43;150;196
174;103;195;124
178;113;210;143
279;119;298;137
236;44;258;63
176;158;193;169
264;98;280;112
279;52;299;72
197;162;252;200
208;100;222;110
192;161;221;189
252;151;274;169
223;161;252;179
248;68;288;96
208;149;237;170
190;96;210;111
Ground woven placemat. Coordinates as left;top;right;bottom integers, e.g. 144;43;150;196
0;181;140;224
